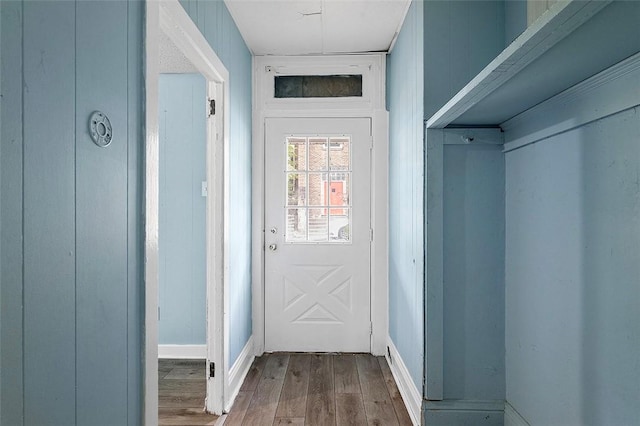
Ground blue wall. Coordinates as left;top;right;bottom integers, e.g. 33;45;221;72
443;144;505;401
504;0;527;46
387;0;424;389
505;106;640;425
1;1;143;424
179;0;253;365
159;74;207;345
424;1;505;119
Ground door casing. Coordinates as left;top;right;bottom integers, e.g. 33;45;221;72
252;55;389;356
145;1;230;422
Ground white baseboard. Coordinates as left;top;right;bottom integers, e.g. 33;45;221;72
224;336;254;412
424;399;505;426
386;337;422;426
505;401;530;426
158;344;206;359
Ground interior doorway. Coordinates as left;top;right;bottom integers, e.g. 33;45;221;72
146;1;230;422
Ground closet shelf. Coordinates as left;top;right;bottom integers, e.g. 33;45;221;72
426;0;640;129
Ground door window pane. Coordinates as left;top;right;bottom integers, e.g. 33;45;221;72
286;208;307;242
308;138;328;171
287;138;307;171
308;208;328;242
283;135;351;243
329;210;350;242
287;173;306;206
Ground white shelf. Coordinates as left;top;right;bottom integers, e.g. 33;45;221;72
425;0;640;129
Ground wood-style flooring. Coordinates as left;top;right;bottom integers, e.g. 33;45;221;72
159;359;218;425
159;353;413;426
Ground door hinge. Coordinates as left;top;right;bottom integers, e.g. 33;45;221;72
370;228;374;241
209;99;216;116
369;136;374;149
370;322;373;335
209;362;215;378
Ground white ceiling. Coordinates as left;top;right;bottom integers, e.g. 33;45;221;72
159;29;198;73
224;0;411;55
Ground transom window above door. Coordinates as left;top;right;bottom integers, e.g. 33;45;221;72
285;135;351;243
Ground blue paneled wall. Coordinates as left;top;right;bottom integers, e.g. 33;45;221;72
1;1;143;424
442;144;505;402
424;1;505;119
505;106;640;425
179;0;253;365
159;74;207;346
386;0;424;389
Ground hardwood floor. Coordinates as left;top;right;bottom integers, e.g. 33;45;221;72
159;359;219;425
226;353;412;426
159;354;413;426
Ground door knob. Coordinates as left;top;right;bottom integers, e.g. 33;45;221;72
268;243;277;251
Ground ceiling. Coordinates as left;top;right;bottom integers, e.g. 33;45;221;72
159;29;198;73
224;0;411;55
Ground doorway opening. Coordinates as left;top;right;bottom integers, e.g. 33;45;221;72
146;1;230;423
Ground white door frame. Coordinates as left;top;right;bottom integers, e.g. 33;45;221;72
252;55;389;357
145;1;230;423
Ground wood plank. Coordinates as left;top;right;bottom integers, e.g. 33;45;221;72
305;354;336;425
242;353;290;426
163;366;206;380
273;418;305;425
158;407;218;425
223;391;254;426
377;357;413;426
355;354;398;426
159;378;206;392
336;393;367;426
241;353;270;391
158;392;204;409
275;354;311;418
333;354;360;394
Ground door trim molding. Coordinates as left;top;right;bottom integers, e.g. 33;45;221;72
145;0;230;422
252;55;389;356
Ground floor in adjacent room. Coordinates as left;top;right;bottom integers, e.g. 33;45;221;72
159;353;413;426
159;358;218;425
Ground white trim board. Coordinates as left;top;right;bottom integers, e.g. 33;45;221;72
158;345;206;359
504;401;531;426
502;51;640;152
224;336;254;412
386;337;421;426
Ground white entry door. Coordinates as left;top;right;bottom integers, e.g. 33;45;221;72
264;118;372;352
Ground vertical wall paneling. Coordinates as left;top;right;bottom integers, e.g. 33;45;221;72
505;0;527;46
505;107;640;425
386;0;424;390
423;1;505;120
159;74;207;345
127;1;144;423
442;142;505;401
180;0;253;366
75;1;129;423
1;1;143;423
424;128;506;423
22;2;77;424
0;1;24;423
